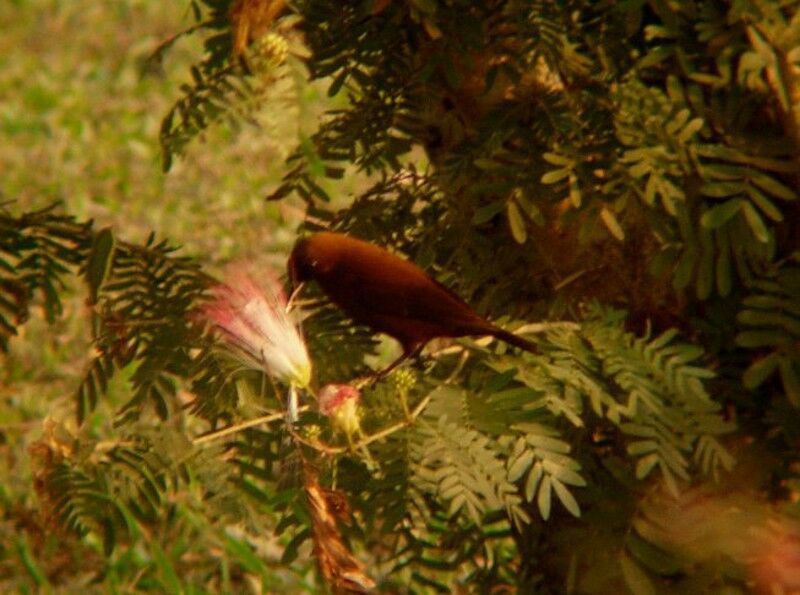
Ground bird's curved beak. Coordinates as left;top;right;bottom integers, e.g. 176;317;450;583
287;281;305;312
286;251;305;312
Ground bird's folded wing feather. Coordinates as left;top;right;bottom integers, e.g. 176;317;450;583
332;258;490;332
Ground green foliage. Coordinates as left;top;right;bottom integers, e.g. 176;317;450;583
85;231;208;424
0;204;301;589
4;0;800;591
737;258;800;406
300;298;379;384
2;202;736;589
12;214;213;426
0;204;90;350
610;77;796;298
275;307;734;590
413;415;529;525
157;0;292;171
488;307;735;506
160;52;278;172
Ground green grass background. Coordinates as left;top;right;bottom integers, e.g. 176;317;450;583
0;1;334;590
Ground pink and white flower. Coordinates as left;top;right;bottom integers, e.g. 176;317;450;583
202;266;312;388
318;384;362;441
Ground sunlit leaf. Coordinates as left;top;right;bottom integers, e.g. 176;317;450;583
700;199;742;228
507;201;527;244
743;352;781;389
600;207;625;240
780;358;800;407
86;227;116;304
551;477;580;517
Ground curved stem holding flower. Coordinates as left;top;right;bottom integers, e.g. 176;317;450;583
193;392;432;455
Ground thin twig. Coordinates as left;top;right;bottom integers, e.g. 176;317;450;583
357;393;432;449
445;350;470;384
192;406;310;445
192;390;432;453
288;427;346;455
291;392;433;456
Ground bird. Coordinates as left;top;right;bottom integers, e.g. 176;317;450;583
288;231;538;378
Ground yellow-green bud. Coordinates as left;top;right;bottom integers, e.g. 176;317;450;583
248;32;289;72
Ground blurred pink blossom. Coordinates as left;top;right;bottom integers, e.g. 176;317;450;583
644;486;800;593
318;384;362;442
203;266;311;388
749;522;800;593
318;384;360;416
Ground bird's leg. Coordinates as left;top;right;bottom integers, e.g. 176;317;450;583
352;352;410;392
372;343;424;385
371;354;407;384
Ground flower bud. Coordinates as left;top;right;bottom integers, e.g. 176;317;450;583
318;384;362;441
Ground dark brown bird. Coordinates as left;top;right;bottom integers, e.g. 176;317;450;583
288;231;537;377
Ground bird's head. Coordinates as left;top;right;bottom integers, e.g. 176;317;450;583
287;237;313;290
288;232;346;289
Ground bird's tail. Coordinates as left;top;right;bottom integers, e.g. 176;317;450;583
488;326;539;354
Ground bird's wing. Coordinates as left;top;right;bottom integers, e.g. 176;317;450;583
333;258;489;332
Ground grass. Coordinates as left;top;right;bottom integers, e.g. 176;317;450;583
0;1;334;590
0;1;313;256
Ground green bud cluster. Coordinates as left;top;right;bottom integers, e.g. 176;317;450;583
248;32;289;73
391;368;416;393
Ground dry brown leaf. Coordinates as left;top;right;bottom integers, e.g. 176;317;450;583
303;463;376;593
230;0;287;56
